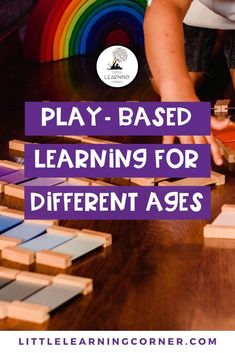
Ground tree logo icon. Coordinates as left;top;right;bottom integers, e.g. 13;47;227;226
96;45;138;88
108;47;128;70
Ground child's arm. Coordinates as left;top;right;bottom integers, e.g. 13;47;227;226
144;0;194;100
144;0;229;166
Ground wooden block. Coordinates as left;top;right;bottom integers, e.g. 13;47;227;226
0;278;12;289
0;236;22;250
80;229;112;247
154;177;170;183
0;208;24;219
210;171;225;186
0;160;24;170
61;178;92;186
204;225;235;239
0;278;46;302
223;143;235;163
4;179;66;198
1;246;35;265
62;135;87;142
80;137;119;144
36;250;72;269
36;232;105;267
20;231;73;252
0;301;9;319
8;301;49;324
25;283;84;311
4;184;24;199
0;181;7;193
0;214;23;233
214;99;230;116
21;178;66;187
217;139;235;163
9;139;34;153
68;178;93;185
159;178;212;186
46;225;78;236
50;236;105;262
0;266;20;280
130;178;155;186
109;177;131;186
16;271;53;286
27;219;58;226
159;171;225;187
222;204;235;212
204;204;235;239
0;170;29;185
53;274;93;295
91;180;115;186
3;222;49;243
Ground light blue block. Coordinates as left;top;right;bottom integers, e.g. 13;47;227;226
53;236;104;260
19;232;72;252
3;222;48;242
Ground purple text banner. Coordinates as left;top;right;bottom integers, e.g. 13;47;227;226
24;144;211;178
24;186;211;220
25;102;211;136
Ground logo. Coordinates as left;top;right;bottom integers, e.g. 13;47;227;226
96;46;138;88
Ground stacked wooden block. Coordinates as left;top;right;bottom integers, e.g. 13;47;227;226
0;207;112;268
0;267;92;323
204;204;235;239
215;129;235;164
214;99;231;117
212;99;235;164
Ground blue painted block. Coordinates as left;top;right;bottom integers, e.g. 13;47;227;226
0;166;16;177
19;232;72;252
3;222;48;242
0;170;31;184
0;215;23;233
53;236;104;260
21;178;66;187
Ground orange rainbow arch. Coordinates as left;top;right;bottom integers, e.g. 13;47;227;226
24;0;146;63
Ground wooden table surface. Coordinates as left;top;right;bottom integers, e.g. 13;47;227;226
0;50;234;330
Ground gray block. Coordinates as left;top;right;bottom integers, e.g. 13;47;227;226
0;277;12;289
0;280;45;301
25;283;83;311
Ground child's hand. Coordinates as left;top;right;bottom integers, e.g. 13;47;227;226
162;116;230;166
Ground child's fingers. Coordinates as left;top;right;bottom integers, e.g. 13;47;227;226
211;116;230;131
193;136;207;144
178;136;194;144
206;134;223;166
